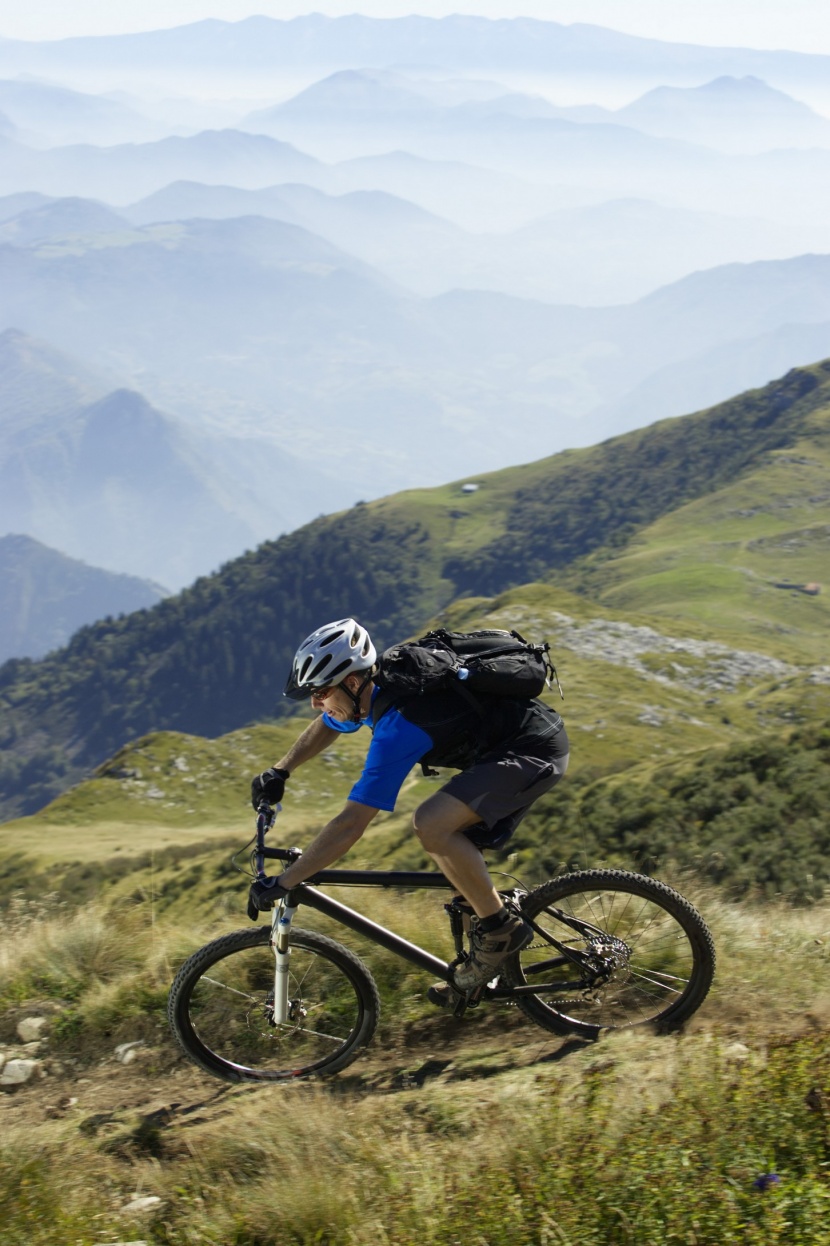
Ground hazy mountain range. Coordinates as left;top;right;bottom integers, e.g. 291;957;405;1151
246;69;830;160
0;78;171;147
3;103;830;232
0;533;165;663
0;329;358;587
1;16;829;101
2;207;830;486
612;75;830;152
124;181;830;306
1;15;829;592
0;130;321;205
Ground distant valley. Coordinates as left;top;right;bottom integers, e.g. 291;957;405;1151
0;329;358;586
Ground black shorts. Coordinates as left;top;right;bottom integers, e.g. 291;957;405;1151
441;723;569;851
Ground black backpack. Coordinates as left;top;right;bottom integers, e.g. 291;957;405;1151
372;627;562;726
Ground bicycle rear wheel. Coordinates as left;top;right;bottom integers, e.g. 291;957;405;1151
504;870;715;1039
168;926;380;1083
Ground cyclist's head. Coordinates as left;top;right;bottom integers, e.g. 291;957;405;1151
284;618;377;702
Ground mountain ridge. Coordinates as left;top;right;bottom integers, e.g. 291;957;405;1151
4;215;830;489
0;331;361;587
3;15;830;72
1;358;829;820
0;534;166;664
2;19;830;144
119;181;830;306
614;75;830;152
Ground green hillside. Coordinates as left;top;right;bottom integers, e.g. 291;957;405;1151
4;576;828;912
561;412;830;648
1;359;829;820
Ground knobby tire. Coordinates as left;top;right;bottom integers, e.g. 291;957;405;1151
168;926;380;1083
504;869;715;1039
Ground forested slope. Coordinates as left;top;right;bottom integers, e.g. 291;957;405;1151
1;359;829;819
516;721;830;901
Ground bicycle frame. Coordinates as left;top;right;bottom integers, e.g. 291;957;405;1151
256;812;596;1021
168;810;716;1081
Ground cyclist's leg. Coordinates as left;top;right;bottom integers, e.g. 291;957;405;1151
413;790;504;918
416;743;569;994
414;741;569;917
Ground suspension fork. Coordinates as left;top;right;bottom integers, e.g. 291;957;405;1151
270;899;297;1024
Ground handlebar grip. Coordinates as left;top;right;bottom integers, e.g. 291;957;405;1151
260;845;302;863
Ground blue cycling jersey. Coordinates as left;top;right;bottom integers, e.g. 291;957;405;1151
348;707;433;811
326;689;432;811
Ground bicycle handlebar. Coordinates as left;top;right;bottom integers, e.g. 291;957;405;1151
254;801;302;877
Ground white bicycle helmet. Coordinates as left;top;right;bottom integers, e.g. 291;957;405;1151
284;618;377;701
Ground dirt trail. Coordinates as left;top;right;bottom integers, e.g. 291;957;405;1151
3;1011;592;1148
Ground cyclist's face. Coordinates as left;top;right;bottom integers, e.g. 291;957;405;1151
311;674;369;719
310;684;348;715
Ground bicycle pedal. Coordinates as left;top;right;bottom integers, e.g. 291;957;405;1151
461;984;487;1010
452;993;468;1018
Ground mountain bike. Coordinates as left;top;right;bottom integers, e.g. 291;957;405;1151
168;803;716;1083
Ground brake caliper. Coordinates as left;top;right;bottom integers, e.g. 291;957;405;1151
584;935;631;985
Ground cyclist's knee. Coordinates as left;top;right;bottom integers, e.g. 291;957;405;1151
412;807;443;852
412;795;474;852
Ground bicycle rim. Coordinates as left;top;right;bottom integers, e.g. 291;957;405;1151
169;926;380;1082
506;870;715;1038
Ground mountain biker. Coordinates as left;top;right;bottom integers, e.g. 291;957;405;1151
249;617;569;995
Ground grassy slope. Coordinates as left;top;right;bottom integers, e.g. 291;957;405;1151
1;359;829;819
3;878;830;1246
562;405;830;653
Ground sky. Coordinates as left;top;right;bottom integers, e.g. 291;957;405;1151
1;1;830;55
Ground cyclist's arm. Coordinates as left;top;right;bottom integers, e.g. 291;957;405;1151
275;715;339;773
277;801;379;888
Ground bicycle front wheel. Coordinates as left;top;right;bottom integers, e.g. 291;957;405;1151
168;926;380;1083
505;870;715;1039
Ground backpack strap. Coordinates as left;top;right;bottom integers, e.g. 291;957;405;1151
371;680;486;727
370;687;396;727
453;681;487;717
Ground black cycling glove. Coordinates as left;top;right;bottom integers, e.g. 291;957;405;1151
251;766;290;810
247;876;288;921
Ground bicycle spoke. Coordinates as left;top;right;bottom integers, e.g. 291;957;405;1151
629;965;690;986
201;976;260;1002
272;1023;347;1045
627;970;684;996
